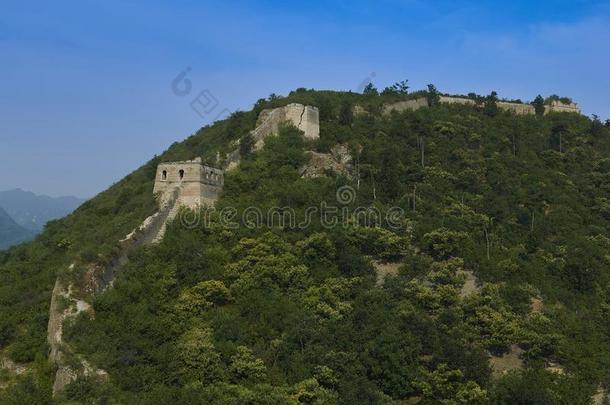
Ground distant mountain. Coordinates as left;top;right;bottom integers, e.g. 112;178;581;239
0;206;34;250
0;189;85;233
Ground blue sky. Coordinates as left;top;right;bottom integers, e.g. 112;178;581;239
1;0;609;198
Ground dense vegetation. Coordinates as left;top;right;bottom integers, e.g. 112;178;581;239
1;85;609;403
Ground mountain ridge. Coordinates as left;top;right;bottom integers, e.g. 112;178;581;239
0;189;85;233
0;206;33;250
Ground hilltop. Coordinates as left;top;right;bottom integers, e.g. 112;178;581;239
0;85;609;404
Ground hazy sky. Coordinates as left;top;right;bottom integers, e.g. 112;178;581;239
1;0;609;198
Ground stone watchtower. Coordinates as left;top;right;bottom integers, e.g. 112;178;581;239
153;157;223;208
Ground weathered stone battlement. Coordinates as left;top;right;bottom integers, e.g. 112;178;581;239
497;101;535;115
439;96;477;106
380;95;579;116
225;103;320;170
545;100;580;115
254;103;320;146
382;98;429;114
153;157;223;208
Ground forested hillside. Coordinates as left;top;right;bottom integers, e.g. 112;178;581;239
1;86;609;404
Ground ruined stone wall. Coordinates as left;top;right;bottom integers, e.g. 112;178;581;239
545;100;580;115
439;96;477;106
301;104;321;140
224;103;320;171
497;101;535;115
382;97;429;115
299;144;353;179
372;94;581;120
255;103;320;143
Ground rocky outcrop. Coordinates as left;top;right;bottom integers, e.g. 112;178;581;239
490;344;524;377
0;353;27;388
372;260;401;286
592;386;608;405
299;144;353;179
457;270;480;298
352;105;368;117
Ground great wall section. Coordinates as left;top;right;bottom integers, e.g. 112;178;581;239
46;102;320;395
381;95;580;116
46;94;581;395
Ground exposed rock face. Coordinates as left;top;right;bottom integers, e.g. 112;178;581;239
300;152;344;178
372;260;401;286
457;270;480;298
592;386;608;405
530;296;544;314
331;144;352;167
490;344;525;377
0;353;27;388
352;105;368;116
299;144;353;179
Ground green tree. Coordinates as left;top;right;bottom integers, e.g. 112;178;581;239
483;91;499;116
392;79;409;94
178;327;223;383
239;133;255;158
532;95;545;116
427;84;441;107
417;364;487;404
229;346;267;383
362;83;378;96
338;101;354;126
549;123;568;152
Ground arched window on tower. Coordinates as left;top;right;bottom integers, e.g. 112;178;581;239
179;169;185;180
162;170;167;181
